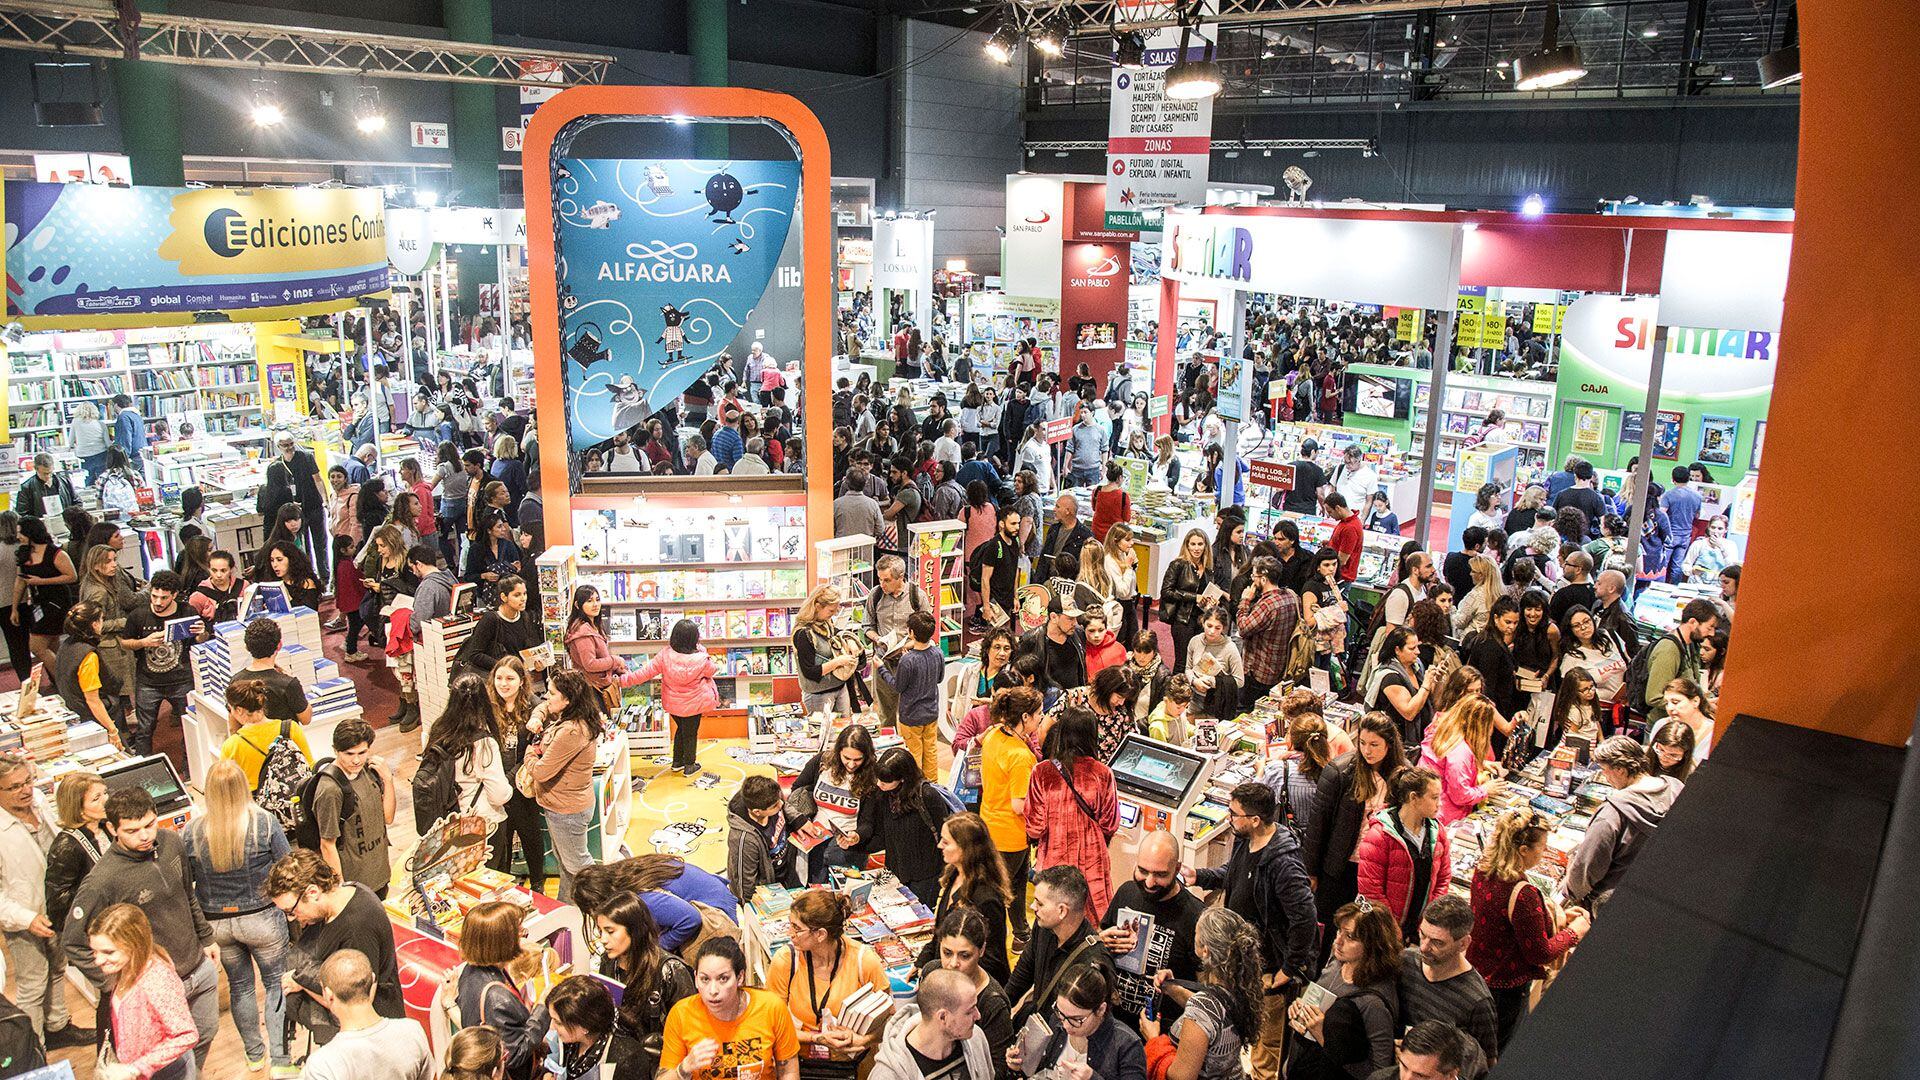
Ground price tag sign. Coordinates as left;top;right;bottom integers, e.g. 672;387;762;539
1045;416;1074;444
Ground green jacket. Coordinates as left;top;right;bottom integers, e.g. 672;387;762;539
1642;632;1701;721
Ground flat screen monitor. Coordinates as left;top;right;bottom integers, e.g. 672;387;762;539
1075;322;1119;350
1108;734;1211;807
1343;373;1412;419
100;754;191;814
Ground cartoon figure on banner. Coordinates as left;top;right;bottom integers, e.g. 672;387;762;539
611;375;650;431
657;303;688;365
703;172;756;224
644;165;673;196
567;322;610;370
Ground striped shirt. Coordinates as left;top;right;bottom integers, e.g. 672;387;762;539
1398;948;1499;1066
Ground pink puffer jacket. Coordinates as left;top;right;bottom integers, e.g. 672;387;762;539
627;647;723;717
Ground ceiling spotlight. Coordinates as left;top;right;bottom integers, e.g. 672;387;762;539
1031;13;1069;58
249;75;284;126
1282;166;1312;202
353;78;386;134
1642;27;1659;38
984;20;1020;64
1113;28;1147;68
1164;17;1222;101
1514;3;1586;90
1521;193;1545;217
1758;3;1800;87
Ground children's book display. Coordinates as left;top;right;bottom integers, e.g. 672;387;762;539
746;871;935;994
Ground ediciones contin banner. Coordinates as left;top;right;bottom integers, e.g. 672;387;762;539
555;158;798;447
5;182;389;320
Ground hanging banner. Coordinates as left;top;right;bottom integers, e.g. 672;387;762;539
872;216;933;291
519;59;566;128
1247;460;1296;491
4;181;389;326
385;208;438;275
1395;309;1421;342
1105;0;1214;230
556;158;798;447
1532;303;1566;334
1479;303;1508;349
1217;347;1254;422
1004;175;1064;300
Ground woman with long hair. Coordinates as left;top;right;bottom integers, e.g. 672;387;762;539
1305;712;1407;924
794;585;863;714
1146;908;1263;1080
1420;696;1507;825
1468;810;1591;1050
1650;677;1715;765
1365;626;1437;750
1451;555;1502;638
49;602;123;744
592;893;695;1079
386;488;426;550
1647;716;1698;783
172;534;213;595
455;574;548;678
186;759;292;1072
625;618;722;776
1285;902;1402;1080
46;770;109;934
1556;605;1626;704
258;540;323;611
89;904;196;1080
1266;711;1334;838
857;747;954;906
458;901;547;1080
13;514;78;672
353;524;411;654
1538;667;1604;762
485;656;546;893
1159;529;1214;668
425;672;513;829
1462;596;1525;721
914;812;1014;985
464;509;527;608
1700;630;1729;700
354;476;391;542
1025;708;1119;919
77;541;139;693
563;586;650;721
524;669;607;901
791;723;878;884
1514;590;1557;709
767;889;891;1070
967;628;1017;715
1103;522;1142;642
327;465;363;551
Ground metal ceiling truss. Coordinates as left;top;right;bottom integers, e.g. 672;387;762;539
1026;137;1376;151
0;0;613;86
981;0;1500;35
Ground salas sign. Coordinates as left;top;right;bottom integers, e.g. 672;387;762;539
1559;294;1777;397
1105;0;1214;230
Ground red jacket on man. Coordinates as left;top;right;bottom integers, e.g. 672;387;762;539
1355;809;1452;923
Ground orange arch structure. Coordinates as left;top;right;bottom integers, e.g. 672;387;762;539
521;86;835;577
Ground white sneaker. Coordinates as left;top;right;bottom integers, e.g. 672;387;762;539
344;651;368;662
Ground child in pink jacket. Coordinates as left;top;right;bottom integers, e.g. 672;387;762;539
626;618;723;776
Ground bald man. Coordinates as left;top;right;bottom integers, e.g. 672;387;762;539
303;949;434;1080
1099;830;1206;1032
872;968;993;1080
1590;568;1639;656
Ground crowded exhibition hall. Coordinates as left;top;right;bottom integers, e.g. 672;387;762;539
0;1;1906;1079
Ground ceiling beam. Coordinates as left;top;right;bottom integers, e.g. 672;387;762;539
931;0;1502;33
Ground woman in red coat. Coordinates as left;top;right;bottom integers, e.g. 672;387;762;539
1024;707;1119;919
1355;764;1451;943
1467;808;1593;1052
1088;460;1133;543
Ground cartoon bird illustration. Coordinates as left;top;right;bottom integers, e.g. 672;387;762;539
583;200;622;228
649;818;709;855
728;239;751;255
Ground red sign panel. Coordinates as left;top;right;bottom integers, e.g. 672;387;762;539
1247;460;1296;490
1045;416;1075;444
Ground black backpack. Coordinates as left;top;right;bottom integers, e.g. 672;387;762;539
0;997;44;1076
1620;632;1680;717
293;759;383;851
411;743;463;834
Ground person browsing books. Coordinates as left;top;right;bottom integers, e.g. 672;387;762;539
765;889;891;1068
1097;830;1205;1033
866;555;934;729
856;748;955;908
118;570;197;761
1006;866;1116;1026
624;616;724;776
457;575;552;677
186;549;243;629
1002;964;1144;1080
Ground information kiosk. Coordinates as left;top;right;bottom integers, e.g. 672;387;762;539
1107;733;1217;881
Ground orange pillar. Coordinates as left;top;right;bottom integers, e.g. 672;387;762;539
1716;1;1920;746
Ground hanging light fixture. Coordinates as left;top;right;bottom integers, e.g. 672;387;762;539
1163;5;1222;100
1113;27;1147;68
1514;3;1586;90
984;18;1020;64
1031;11;1070;58
353;78;387;133
1758;3;1800;88
249;74;284;126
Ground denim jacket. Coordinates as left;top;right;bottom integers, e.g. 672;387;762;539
185;806;291;916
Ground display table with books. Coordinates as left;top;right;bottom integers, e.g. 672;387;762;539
182;605;359;786
738;871;935;996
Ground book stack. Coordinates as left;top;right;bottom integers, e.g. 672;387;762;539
747;702;818;755
64;720;113;754
190;608;326;700
278;644;322;685
418;614;480;732
17;713;68;762
828;984;894;1037
309;678;361;726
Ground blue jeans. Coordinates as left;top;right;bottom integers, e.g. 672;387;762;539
1067;466;1101;488
544;806;595;902
133;681;191;762
212;909;289;1066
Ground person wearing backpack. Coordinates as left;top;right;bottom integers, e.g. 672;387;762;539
865;555;932;728
1631;597;1719;725
217;679;314;828
299;719;396;897
417;673;514;833
855;748;955;908
186;759;293;1074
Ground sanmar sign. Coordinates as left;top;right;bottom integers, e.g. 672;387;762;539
1166;222;1252;283
1560;294;1779;396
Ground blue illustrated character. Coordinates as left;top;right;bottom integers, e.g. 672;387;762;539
555;158;798;448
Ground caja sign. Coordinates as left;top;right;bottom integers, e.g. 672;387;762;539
1559;294;1778;397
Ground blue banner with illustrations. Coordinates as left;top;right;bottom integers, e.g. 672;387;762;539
556;158;798;448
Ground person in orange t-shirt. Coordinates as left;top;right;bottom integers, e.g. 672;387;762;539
662;938;800;1080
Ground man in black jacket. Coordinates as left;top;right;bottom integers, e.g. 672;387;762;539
1193;782;1317;1080
1036;494;1092;583
264;434;329;587
1006;865;1115;1023
64;788;221;1068
1591;569;1639;658
1443;526;1488;603
13;454;78;519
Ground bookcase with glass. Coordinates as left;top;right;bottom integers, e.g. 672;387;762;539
571;505;808;709
907;520;966;658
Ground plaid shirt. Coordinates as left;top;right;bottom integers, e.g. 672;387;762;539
1237;585;1301;684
